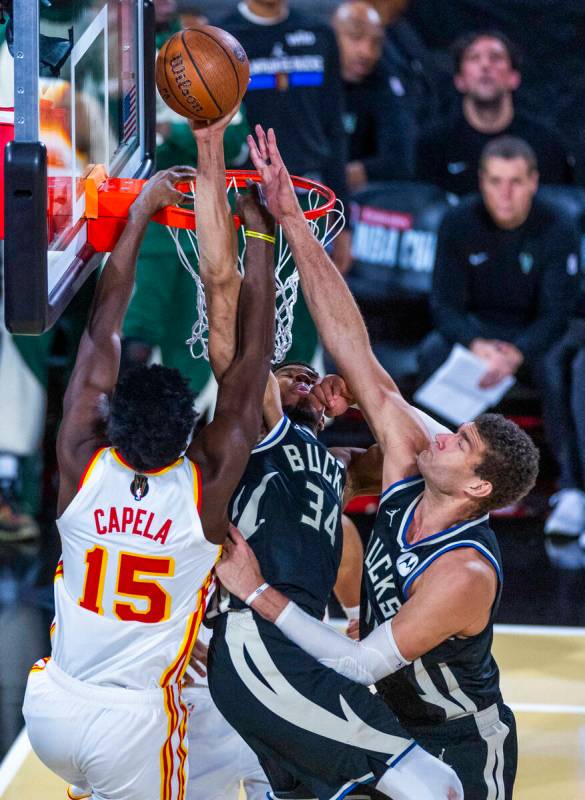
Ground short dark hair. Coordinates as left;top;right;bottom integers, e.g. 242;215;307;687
272;360;320;378
473;413;539;514
107;365;198;472
452;30;522;74
479;135;538;173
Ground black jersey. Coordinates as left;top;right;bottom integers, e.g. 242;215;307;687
228;416;345;619
361;475;504;726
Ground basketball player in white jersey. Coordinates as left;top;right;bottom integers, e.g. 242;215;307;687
22;166;276;800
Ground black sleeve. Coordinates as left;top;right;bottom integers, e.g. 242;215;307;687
361;89;415;181
320;28;349;212
416;124;443;186
513;221;580;359
430;210;485;345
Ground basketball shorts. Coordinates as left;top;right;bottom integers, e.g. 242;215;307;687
183;683;269;800
358;703;517;800
207;610;417;800
23;657;188;800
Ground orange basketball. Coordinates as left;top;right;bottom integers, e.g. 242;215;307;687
155;26;249;121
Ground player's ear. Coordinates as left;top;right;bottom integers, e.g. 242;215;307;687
465;479;492;500
317;414;326;433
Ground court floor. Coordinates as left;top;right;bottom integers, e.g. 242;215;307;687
1;626;583;800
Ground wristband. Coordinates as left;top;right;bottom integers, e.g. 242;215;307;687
245;230;276;244
341;604;360;621
245;582;270;607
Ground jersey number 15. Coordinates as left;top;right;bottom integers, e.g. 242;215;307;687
79;546;174;623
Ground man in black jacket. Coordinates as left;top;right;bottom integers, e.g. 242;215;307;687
218;0;352;274
417;136;579;397
416;31;574;195
333;0;415;191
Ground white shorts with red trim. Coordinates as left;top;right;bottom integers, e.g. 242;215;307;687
184;684;268;800
23;658;189;800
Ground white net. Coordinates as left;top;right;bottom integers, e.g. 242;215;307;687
166;177;345;365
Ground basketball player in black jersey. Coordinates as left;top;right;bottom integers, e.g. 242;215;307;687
190;117;462;800
215;125;540;800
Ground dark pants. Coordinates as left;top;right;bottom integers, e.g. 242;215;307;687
541;319;585;488
352;704;517;800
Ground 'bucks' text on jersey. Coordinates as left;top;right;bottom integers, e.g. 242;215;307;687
229;416;346;618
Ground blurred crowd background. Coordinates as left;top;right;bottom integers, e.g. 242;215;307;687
2;0;585;572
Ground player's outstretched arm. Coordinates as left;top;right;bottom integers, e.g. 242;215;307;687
187;185;275;544
192;111;242;379
57;168;196;513
217;529;497;683
248;126;429;477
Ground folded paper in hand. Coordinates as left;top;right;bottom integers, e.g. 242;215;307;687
413;344;515;425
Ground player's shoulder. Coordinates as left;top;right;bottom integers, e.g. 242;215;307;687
379;474;425;507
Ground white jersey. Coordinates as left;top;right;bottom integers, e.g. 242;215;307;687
52;447;219;690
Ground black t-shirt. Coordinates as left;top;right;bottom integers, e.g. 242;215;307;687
343;64;415;181
416;109;574;195
217;6;349;209
431;195;580;360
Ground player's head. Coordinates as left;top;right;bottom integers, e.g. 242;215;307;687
273;361;325;432
453;31;521;104
479;136;538;229
333;1;385;83
417;413;539;515
107;365;198;472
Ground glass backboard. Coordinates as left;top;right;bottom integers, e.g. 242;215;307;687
3;0;155;333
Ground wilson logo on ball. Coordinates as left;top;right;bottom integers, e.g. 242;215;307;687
170;54;204;113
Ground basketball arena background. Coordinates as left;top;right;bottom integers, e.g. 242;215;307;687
1;0;585;797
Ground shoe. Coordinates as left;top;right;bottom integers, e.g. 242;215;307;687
544;488;585;537
0;482;40;542
545;534;585;570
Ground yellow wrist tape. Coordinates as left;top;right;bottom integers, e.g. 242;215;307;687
245;230;276;244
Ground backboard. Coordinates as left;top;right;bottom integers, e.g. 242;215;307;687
3;0;156;334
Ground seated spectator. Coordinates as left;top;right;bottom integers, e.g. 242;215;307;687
416;30;574;195
333;0;415;191
542;290;585;555
369;0;448;133
417;137;579;404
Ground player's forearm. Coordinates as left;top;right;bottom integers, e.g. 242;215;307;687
195;135;236;284
86;204;151;345
252;596;409;685
281;213;371;367
196;136;241;379
234;238;275;367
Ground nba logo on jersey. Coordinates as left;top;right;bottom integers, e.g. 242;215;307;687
396;552;419;577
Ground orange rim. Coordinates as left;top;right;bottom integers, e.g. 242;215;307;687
82;169;336;233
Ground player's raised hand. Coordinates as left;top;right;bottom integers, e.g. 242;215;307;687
311;374;353;417
190;103;242;137
133;167;196;216
216;525;266;601
236;180;276;237
248;125;300;221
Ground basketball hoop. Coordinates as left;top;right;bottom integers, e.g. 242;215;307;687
83;169;345;364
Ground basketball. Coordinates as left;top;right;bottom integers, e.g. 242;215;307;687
155;26;250;121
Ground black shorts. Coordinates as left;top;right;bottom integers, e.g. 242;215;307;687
352;703;517;800
207;610;416;800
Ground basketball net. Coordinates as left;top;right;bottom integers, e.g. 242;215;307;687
166;175;345;365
